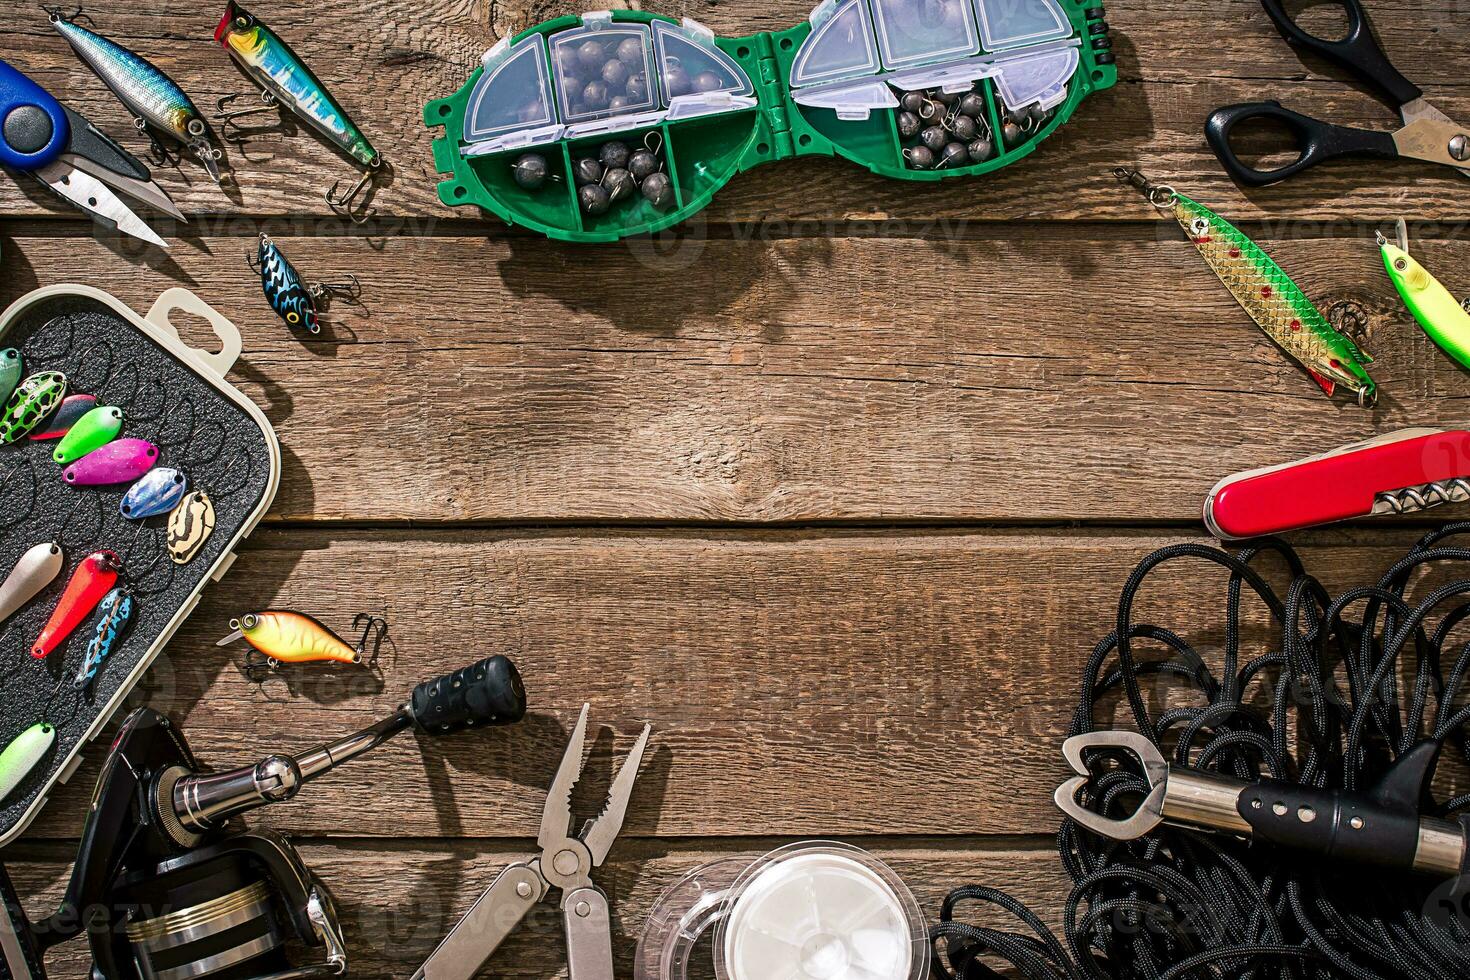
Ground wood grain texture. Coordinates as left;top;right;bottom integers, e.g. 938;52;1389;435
19;528;1470;842
7;230;1469;524
0;0;1467;224
7;840;1070;979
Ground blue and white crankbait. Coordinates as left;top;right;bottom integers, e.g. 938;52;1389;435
248;234;359;334
48;6;224;183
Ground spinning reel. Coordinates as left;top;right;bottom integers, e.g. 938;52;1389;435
0;654;527;980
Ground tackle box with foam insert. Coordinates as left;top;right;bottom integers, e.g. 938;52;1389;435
0;285;280;848
425;0;1117;241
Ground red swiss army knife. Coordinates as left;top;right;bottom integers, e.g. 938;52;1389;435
1205;428;1470;540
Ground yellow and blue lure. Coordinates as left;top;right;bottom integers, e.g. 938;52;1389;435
1379;219;1470;372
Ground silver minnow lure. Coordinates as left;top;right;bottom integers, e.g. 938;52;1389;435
49;7;224;183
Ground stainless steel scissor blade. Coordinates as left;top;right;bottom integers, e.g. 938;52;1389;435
62;152;186;222
34;160;167;248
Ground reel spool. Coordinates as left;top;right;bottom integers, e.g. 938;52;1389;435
636;842;929;980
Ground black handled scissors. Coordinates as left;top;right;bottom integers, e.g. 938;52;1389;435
1205;0;1470;187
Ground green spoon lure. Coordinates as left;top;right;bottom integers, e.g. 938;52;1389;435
0;723;55;805
53;405;125;465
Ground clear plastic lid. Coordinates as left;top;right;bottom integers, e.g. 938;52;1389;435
871;0;980;70
550;20;660;124
653;19;755;104
714;843;929;980
790;0;882;88
463;34;560;146
634;858;748;980
791;79;898;120
974;0;1072;52
992;44;1078;111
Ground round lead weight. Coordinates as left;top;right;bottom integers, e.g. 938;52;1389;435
1003;119;1022;145
579;183;611;216
939;142;969;169
896;111;921;140
573;157;604;186
599;141;631;169
662;65;691;98
950;114;979;140
967;136;994;162
604;167;635;203
904;146;935;170
602;59;629;88
582;80;610;110
628;149;658;181
919;126;948;153
511;153;549;190
959;92;986;117
626;73;649;102
617;37;644;65
577;40;605;69
641;172;675;211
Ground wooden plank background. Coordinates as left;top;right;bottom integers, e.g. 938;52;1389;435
3;1;1469;977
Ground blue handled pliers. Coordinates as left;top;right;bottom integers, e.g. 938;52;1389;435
0;58;183;247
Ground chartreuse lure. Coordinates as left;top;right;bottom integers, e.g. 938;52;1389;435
1379;220;1470;371
0;542;64;627
53;405;124;465
49;7;224;183
0;723;55;805
217;611;361;666
1117;169;1377;407
1;372;67;444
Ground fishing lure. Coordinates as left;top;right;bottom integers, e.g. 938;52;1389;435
30;393;97;441
217;611;363;681
0;723;56;805
168;489;216;564
52;404;124;464
73;587;134;692
0;348;20;406
214;2;382;220
248;234;358;334
120;466;188;519
1116;169;1377;407
48;6;224;183
0;542;64;627
1378;219;1470;372
0;371;67;444
32;550;120;659
63;438;158;486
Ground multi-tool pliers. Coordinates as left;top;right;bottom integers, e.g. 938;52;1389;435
413;704;651;980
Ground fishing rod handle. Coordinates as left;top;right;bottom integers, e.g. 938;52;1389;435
408;654;527;735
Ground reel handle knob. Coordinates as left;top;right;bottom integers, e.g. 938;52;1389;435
409;655;527;735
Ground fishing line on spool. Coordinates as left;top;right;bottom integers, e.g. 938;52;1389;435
933;525;1470;980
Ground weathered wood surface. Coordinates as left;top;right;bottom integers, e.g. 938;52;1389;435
18;528;1470;843
8;841;1070;978
5;231;1469;524
7;1;1470;977
0;0;1468;224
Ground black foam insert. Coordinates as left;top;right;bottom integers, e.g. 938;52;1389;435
0;294;273;839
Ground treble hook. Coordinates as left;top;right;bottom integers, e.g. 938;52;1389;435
40;3;91;26
309;273;363;307
215;91;281;144
351;613;388;663
326;167;378;225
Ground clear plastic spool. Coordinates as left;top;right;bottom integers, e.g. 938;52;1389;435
550;24;660;123
635;843;929;980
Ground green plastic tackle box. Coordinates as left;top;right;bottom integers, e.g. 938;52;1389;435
424;0;1116;242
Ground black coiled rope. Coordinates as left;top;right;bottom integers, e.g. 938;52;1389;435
932;525;1470;980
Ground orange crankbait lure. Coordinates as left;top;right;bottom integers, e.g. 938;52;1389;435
216;611;361;666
